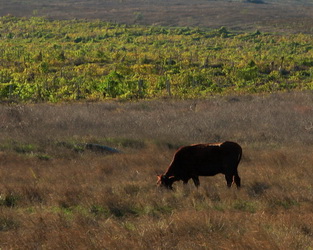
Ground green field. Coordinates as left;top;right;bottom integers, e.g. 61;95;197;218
0;16;312;102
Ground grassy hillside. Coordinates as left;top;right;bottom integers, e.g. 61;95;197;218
0;0;313;33
0;17;312;102
1;93;313;248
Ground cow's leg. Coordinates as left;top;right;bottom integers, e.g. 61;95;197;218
225;175;233;188
234;172;241;188
182;178;189;185
192;176;200;188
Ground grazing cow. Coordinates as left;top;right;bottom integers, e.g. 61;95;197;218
157;141;242;190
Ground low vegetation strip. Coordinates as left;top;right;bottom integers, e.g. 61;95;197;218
0;16;312;102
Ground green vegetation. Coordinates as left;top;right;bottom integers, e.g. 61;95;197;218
0;16;312;102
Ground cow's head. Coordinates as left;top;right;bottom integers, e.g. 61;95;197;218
157;174;175;189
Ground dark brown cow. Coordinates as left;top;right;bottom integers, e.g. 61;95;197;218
157;141;242;190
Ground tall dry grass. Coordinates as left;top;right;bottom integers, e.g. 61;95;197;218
1;92;313;249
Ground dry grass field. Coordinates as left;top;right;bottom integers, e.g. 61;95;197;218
1;92;313;248
0;0;313;33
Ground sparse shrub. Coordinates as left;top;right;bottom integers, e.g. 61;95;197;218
56;141;85;153
142;205;170;218
107;202;141;218
90;205;110;217
103;137;146;149
233;200;257;213
0;193;20;207
243;0;265;3
101;165;114;175
123;184;141;196
0;216;19;231
247;182;270;197
23;186;46;204
59;188;83;208
36;153;51;161
13;143;37;154
268;197;299;210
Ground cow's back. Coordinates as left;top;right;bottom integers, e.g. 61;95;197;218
166;141;241;175
167;143;222;176
219;141;242;163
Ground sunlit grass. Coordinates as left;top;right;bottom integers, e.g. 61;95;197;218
1;93;313;248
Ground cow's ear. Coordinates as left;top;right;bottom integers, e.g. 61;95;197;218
168;176;175;179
